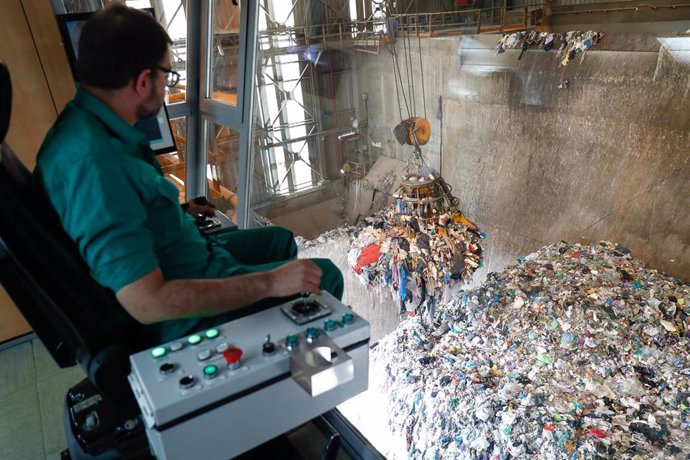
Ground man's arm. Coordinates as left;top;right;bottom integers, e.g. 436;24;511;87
116;259;323;324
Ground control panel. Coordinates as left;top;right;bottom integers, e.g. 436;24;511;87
128;292;369;460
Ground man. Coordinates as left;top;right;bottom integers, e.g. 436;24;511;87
35;5;343;342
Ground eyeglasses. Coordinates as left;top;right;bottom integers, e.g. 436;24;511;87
155;65;181;88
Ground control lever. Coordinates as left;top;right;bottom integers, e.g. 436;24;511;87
195;212;207;226
193;196;221;231
262;335;276;356
192;196;209;206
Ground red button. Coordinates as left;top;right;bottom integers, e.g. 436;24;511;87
223;347;242;365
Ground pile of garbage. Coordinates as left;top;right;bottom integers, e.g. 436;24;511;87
372;241;689;459
347;174;484;314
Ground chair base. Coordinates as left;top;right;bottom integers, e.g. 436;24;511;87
63;378;152;460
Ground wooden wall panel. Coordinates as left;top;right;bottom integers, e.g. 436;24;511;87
0;0;61;169
0;0;71;342
0;288;30;343
22;0;76;112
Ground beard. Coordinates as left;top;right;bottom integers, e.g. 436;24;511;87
137;86;164;120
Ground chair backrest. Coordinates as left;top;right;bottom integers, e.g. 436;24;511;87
0;59;11;143
0;60;154;405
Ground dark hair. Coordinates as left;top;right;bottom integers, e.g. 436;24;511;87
77;4;172;89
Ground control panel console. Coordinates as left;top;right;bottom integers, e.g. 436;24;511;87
128;292;369;460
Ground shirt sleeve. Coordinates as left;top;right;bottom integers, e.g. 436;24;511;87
47;157;159;293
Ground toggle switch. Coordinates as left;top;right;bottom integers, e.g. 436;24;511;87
262;335;276;356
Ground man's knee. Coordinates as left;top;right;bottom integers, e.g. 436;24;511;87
268;225;294;240
269;226;297;258
312;258;344;300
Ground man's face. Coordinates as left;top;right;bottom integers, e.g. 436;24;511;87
137;51;170;119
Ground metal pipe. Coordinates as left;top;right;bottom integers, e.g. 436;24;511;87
259;125;358;150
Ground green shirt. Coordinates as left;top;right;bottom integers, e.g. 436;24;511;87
35;87;239;341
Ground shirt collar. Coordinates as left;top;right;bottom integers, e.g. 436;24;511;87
73;86;151;153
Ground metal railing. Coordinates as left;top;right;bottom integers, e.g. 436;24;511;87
257;5;548;55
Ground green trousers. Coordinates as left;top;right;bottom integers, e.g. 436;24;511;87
190;226;344;331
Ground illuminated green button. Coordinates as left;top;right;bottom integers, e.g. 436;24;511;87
324;319;337;331
306;327;319;340
203;364;219;379
342;313;354;325
187;334;202;345
286;335;298;349
151;347;167;359
205;328;219;339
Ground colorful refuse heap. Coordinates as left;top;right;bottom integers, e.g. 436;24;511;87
348;168;484;314
371;241;689;459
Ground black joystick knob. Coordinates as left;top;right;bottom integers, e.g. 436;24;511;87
262;334;276;356
192;196;208;206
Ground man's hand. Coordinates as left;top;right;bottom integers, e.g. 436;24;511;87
186;196;216;217
268;260;323;297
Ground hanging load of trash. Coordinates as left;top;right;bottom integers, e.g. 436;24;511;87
348;22;483;314
347;153;484;314
495;30;604;59
365;241;690;459
496;31;604;89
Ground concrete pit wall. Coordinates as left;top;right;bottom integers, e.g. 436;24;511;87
351;33;690;282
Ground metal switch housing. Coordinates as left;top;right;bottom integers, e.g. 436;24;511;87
290;332;353;397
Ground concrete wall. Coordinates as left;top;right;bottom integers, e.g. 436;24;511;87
351;33;690;282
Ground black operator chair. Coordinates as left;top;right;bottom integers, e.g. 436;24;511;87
0;60;154;459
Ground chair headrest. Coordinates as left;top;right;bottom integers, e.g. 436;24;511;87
0;61;11;144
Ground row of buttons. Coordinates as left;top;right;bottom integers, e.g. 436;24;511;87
151;313;354;360
150;313;357;390
160;346;242;389
324;313;354;331
169;366;220;391
284;313;356;350
178;363;221;389
150;328;221;359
